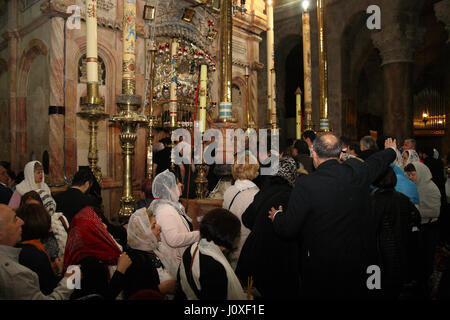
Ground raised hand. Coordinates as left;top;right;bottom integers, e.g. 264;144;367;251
384;138;397;151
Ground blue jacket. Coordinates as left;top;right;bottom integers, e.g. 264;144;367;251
391;165;420;205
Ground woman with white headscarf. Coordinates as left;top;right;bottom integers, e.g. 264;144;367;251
401;150;420;170
404;161;441;283
149;170;200;264
8;161;56;215
404;161;441;224
124;208;178;299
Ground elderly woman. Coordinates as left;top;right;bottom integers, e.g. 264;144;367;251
177;208;246;300
8;161;56;215
149;170;200;264
223;154;259;269
124;208;178;299
236;157;300;300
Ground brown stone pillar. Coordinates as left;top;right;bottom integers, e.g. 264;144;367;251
372;23;424;143
382;62;414;142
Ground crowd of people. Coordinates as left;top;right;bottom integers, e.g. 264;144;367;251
0;131;449;300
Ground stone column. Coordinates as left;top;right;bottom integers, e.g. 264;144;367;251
434;0;450;43
4;30;19;172
48;16;65;184
372;24;424;143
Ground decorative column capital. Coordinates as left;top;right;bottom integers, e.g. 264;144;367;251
371;24;425;65
40;0;72;18
434;0;450;43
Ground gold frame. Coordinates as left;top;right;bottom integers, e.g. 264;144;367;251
143;5;155;21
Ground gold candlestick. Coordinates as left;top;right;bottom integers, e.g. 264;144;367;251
195;162;209;199
78;83;108;185
317;0;329;131
111;0;148;222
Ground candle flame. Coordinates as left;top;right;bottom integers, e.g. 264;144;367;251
302;0;310;11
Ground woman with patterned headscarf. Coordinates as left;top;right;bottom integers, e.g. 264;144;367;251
235;157;300;299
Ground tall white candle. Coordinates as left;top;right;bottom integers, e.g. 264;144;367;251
199;65;208;133
86;0;98;83
296;88;302;139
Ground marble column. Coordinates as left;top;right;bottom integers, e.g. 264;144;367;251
372;24;424;143
5;30;19;172
48;16;65;184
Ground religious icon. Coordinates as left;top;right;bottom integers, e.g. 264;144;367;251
143;5;155;21
182;8;195;22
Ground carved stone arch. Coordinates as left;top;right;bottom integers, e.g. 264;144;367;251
13;39;49;170
17;39;48;97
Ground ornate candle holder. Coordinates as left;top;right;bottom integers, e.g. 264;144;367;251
110;93;148;222
77;83;108;185
195;163;209;199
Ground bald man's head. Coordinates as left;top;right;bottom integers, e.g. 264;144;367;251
312;134;342;160
0;204;24;246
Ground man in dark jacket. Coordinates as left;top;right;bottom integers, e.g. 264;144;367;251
54;169;97;223
269;134;397;299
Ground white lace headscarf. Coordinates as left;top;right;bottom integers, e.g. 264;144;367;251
179;239;247;300
402;150;420;169
127;207;178;277
393;149;404;168
16;161;56;215
149;169;192;223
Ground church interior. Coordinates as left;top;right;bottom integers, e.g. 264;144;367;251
0;0;449;222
